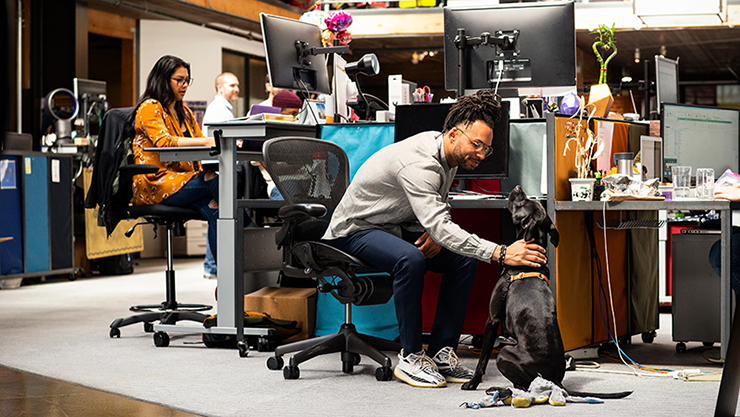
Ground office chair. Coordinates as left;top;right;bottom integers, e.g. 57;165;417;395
262;137;400;381
85;107;212;348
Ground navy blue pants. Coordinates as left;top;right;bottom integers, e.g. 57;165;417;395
708;230;740;299
326;228;478;356
160;173;219;258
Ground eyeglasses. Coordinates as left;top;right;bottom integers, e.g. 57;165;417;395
457;128;492;157
171;77;193;87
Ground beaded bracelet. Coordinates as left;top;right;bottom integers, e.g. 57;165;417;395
497;244;507;265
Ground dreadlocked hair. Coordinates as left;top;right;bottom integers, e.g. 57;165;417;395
442;89;501;133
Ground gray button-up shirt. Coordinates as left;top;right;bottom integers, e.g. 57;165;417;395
323;131;497;263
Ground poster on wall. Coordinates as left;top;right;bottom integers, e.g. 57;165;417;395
186;100;208;129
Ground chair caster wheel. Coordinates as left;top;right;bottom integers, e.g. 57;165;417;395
144;322;154;333
238;341;249;358
375;366;393;381
676;342;687;353
267;356;284;370
283;365;300;380
109;328;120;338
641;331;656;343
154;331;170;347
257;337;270;352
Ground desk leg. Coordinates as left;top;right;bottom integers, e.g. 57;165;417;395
721;210;731;360
715;209;739;416
216;138;238;333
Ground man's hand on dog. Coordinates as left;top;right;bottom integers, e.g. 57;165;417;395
499;239;547;267
415;232;442;259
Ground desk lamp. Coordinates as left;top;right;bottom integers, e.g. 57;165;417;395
345;53;388;120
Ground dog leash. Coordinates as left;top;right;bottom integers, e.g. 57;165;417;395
509;272;550;286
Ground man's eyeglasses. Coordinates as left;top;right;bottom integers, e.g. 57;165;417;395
457;128;492;157
172;77;194;87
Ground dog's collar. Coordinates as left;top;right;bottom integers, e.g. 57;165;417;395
509;272;550;286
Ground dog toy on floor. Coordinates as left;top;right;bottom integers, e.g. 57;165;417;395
459;376;604;409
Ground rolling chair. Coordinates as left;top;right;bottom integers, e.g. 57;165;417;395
85;107;212;347
262;137;400;381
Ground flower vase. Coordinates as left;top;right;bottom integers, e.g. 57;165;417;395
569;178;596;201
587;84;614;118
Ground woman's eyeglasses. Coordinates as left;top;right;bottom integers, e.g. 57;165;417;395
172;77;193;87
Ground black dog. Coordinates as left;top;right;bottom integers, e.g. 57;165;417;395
462;185;563;391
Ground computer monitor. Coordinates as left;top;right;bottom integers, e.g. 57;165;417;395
640;135;663;182
443;2;576;95
655;56;679;114
73;78;107;138
661;103;740;178
260;14;333;95
394;102;509;179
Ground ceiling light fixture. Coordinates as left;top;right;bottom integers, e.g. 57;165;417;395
634;48;641;64
634;0;726;27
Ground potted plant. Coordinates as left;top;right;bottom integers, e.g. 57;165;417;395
564;96;604;201
588;23;618;118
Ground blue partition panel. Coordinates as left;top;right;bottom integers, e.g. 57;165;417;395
320;123;395;180
0;156;24;275
318;123;398;339
23;156;50;273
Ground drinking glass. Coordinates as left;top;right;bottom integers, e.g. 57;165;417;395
696;168;715;199
671;166;691;199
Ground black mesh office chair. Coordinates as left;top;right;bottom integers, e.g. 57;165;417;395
262;137;400;381
85;107;212;348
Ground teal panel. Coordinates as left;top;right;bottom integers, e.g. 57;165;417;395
320;123;395;180
23;156;50;273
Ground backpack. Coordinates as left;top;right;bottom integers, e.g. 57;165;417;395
202;311;301;350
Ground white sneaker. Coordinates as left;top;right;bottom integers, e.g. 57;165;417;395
393;349;447;388
432;346;474;383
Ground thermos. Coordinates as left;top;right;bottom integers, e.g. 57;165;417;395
615;152;634;176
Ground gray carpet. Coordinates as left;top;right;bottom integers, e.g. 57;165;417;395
0;257;734;416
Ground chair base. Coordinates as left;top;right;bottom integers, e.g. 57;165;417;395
267;322;400;381
109;306;211;338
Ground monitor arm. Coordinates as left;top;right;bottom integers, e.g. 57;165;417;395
453;28;518;97
295;41;349;67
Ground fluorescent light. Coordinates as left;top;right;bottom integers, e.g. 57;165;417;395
634;0;727;27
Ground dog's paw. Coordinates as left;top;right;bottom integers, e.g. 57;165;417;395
461;379;480;391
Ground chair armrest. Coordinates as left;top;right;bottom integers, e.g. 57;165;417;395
278;203;327;221
119;164;158;183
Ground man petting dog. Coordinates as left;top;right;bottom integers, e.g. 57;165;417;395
322;90;547;388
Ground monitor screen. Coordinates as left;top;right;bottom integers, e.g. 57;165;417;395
655;56;679;113
661;103;740;177
73;78;106;103
443;2;576;93
260;13;331;95
394;102;509;179
640;135;663;182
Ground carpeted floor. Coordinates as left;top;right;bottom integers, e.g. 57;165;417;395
0;257;734;416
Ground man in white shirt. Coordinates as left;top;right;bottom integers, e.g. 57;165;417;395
201;72;240;279
202;72;240;136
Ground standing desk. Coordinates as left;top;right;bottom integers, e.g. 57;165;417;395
150;121;315;350
550;200;733;360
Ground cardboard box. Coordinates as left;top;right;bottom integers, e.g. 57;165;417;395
244;286;317;343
